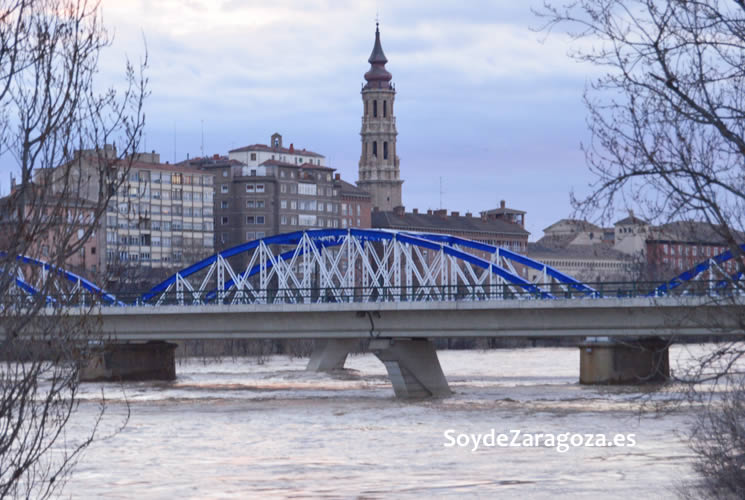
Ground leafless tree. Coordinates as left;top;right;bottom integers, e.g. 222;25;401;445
536;1;745;497
0;0;146;498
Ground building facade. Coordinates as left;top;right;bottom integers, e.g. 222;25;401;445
186;143;348;252
103;155;215;271
372;206;529;252
335;175;372;229
357;23;403;212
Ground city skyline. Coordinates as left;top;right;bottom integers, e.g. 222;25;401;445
0;1;603;238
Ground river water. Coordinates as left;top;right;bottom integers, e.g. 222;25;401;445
63;346;703;499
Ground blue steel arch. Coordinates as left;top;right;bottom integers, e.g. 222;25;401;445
651;243;745;296
141;228;595;304
0;252;121;305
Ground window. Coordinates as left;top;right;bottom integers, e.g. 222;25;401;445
246;216;254;224
221;200;229;209
256;231;265;238
246;200;254;208
357;205;361;216
327;203;333;213
384;142;388;160
383;100;387;117
162;190;171;200
172;189;183;200
256;216;265;224
246;184;254;192
172;173;182;185
318;202;324;212
342;219;347;228
152;172;161;183
221;216;229;225
281;215;288;224
201;175;212;185
183;191;192;201
290;200;297;209
298;183;317;196
372;141;377;157
250;153;257;161
222;170;229;177
221;184;229;194
280;200;287;209
204;207;213;216
256;184;265;193
256;200;265;208
246;231;256;240
281;184;287;193
373;100;377;117
291;216;297;225
184;207;193;216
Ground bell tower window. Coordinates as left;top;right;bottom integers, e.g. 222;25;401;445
383;142;388;160
383;101;387;117
373;141;378;157
373;100;378;117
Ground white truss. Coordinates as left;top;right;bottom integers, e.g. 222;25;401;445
144;230;578;306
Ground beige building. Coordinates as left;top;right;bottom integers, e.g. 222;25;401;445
103;154;215;270
357;23;403;211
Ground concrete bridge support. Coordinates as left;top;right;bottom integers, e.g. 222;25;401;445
370;338;452;398
306;339;358;371
579;337;669;384
80;341;177;382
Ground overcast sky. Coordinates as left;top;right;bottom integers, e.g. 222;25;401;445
93;1;603;238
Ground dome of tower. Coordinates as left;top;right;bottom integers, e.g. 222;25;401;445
364;23;392;89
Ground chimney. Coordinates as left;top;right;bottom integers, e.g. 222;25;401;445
500;200;506;209
434;209;447;219
451;211;460;217
412;208;419;214
393;205;405;216
213;154;219;160
481;212;488;222
427;209;433;215
335;173;340;180
465;212;472;218
289;143;294;152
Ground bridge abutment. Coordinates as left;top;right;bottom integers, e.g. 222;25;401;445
306;339;357;371
80;341;177;382
370;338;452;398
579;337;669;384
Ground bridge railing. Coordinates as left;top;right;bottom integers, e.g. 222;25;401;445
103;279;745;306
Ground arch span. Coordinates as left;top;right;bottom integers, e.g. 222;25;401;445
141;229;595;306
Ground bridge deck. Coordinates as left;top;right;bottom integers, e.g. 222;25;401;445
30;296;741;341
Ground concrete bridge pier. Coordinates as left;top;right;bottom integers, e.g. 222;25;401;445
370;338;452;398
306;339;358;371
579;337;670;384
80;341;177;382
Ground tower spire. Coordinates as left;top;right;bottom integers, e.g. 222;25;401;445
364;21;392;89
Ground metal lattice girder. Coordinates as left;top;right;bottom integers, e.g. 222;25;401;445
396;232;597;295
0;253;121;306
140;229;576;306
651;243;745;296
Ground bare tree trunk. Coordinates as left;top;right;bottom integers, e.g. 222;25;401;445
0;0;147;497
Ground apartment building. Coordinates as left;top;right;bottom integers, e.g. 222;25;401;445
103;154;215;269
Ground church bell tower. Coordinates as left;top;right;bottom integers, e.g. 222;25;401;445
357;22;403;211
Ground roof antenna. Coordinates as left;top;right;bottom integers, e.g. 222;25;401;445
200;119;205;158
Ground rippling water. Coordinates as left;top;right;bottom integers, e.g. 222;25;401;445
63;347;701;499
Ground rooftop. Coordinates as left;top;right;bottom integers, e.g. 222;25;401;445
372;210;529;237
229;143;324;158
